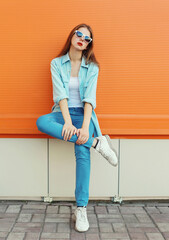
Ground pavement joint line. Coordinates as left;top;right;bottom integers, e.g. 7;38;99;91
118;205;133;240
94;204;102;240
143;205;166;240
134;211;143;223
6;203;25;240
70;206;73;240
38;202;47;240
106;205;115;232
56;205;59;233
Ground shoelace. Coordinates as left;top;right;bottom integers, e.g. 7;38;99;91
76;207;87;222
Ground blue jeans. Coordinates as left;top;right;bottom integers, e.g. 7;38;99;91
36;107;95;206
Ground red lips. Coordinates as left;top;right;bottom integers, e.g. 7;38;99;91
77;42;83;46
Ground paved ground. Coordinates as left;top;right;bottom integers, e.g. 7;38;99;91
0;200;169;240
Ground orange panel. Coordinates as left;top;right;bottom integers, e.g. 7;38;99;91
0;0;169;138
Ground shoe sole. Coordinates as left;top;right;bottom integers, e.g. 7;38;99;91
104;135;118;166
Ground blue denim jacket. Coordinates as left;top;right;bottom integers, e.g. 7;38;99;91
50;51;102;137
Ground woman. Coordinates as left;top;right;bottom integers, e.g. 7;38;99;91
36;23;118;232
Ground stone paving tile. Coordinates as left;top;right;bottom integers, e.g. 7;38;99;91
41;232;69;239
95;206;108;214
17;213;32;222
135;213;152;223
99;222;114;233
6;232;25;240
57;223;71;233
0;213;18;222
86;233;100;239
0;200;168;240
43;222;57;232
52;202;74;206
127;226;159;233
31;214;45;222
24;232;40;240
0;205;7;213
0;232;8;238
146;232;165;239
150;213;169;223
6;205;21;213
12;222;43;233
46;205;59;213
87;206;95;214
129;232;148;239
156;223;169;232
22;204;46;210
122;214;139;223
144;207;161;214
59;206;71;214
112;223;128;233
120;206;146;214
0;221;14;232
107;206;120;214
21;209;46;214
157;207;169;214
100;232;130;239
70;232;85;240
163;232;169;238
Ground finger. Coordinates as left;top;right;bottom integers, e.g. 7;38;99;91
83;137;88;144
62;127;65;137
78;136;84;144
77;130;80;137
80;137;86;144
64;129;68;141
63;129;66;140
69;130;74;140
76;138;81;145
66;130;71;141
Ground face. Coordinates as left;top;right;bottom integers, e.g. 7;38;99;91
71;27;92;51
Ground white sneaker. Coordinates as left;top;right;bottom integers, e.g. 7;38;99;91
72;206;89;232
94;135;118;167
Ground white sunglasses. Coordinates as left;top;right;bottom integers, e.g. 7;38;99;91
74;30;92;43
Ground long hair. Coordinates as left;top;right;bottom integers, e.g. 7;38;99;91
55;23;100;69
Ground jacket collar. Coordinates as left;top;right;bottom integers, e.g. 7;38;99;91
61;51;89;68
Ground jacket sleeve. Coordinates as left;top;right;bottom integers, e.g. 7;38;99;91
82;64;99;110
50;59;69;105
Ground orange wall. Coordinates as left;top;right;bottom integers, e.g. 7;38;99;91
0;0;169;138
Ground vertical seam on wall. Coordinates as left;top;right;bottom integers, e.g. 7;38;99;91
118;139;120;197
47;138;49;196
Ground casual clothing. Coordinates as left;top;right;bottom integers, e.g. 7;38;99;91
36;107;95;206
36;52;103;206
50;51;102;138
68;76;83;108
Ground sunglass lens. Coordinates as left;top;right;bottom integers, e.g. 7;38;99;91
85;38;91;43
76;31;83;37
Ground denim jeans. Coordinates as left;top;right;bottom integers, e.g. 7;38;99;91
36;107;95;206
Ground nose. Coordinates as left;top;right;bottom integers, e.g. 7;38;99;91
80;35;85;41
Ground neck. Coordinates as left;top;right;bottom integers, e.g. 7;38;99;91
68;46;82;62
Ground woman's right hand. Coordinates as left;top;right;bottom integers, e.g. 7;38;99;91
62;122;78;141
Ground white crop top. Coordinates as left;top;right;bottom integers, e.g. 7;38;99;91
68;76;83;108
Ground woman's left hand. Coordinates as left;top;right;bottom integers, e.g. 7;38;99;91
76;127;89;145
